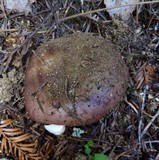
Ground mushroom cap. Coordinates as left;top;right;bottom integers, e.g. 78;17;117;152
24;32;129;126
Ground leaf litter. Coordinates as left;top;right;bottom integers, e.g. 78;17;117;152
0;0;159;159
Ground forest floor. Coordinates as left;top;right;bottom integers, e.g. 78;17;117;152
0;1;159;160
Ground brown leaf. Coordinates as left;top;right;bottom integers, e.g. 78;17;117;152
2;128;21;132
22;147;36;153
0;119;13;127
17;142;37;147
9;133;31;142
144;64;158;85
4;131;23;136
27;153;42;159
1;137;6;152
8;140;13;153
0;119;50;159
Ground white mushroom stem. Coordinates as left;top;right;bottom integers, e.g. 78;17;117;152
44;124;65;136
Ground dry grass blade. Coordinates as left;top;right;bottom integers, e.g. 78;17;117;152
0;119;44;160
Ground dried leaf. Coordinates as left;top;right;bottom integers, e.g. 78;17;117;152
8;141;13;153
9;133;31;142
0;119;41;159
27;153;42;160
20;147;36;152
0;119;13;127
3;128;23;136
14;146;17;156
0;118;53;159
1;137;6;152
4;131;23;136
17;142;37;147
144;64;158;85
2;128;21;132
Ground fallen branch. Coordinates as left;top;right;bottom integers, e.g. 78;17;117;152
59;0;159;22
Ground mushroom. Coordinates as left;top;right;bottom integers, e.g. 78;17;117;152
44;124;65;136
24;32;129;135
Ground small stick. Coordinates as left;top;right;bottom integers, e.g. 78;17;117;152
141;108;159;138
32;50;46;66
138;85;149;148
138;140;159;144
0;28;18;32
124;96;138;114
109;136;123;156
59;1;159;22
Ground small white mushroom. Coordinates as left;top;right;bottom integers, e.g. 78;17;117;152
44;124;65;136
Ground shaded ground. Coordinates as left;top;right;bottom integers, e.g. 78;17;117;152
0;0;159;160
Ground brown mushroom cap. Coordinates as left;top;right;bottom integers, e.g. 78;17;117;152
24;32;129;126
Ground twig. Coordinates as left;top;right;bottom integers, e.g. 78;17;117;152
1;0;7;19
109;136;123;156
115;150;134;160
140;140;159;144
32;50;46;66
141;108;159;138
136;0;144;23
0;28;18;32
138;85;149;148
59;1;159;22
124;96;138;114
